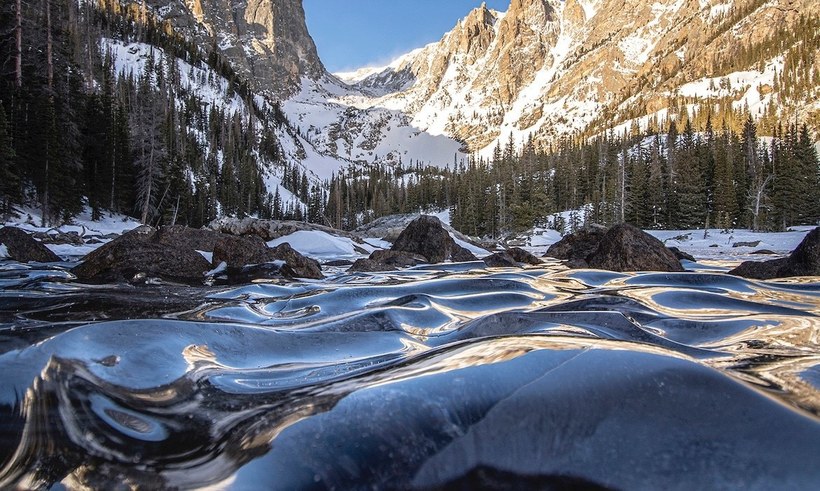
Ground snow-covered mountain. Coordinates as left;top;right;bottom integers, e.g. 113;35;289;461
337;0;819;155
104;0;820;178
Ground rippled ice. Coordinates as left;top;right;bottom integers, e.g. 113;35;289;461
1;259;819;489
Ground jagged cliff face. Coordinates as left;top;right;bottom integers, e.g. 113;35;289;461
151;0;324;98
340;0;819;152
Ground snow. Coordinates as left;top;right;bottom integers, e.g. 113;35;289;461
676;56;783;117
2;206;142;237
0;245;8;259
649;227;815;261
267;231;377;262
197;250;214;263
282;77;466;177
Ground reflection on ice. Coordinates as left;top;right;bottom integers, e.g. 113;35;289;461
0;260;819;489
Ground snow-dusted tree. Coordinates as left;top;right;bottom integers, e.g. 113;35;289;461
131;65;167;224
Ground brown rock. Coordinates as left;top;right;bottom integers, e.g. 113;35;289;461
211;236;323;279
392;216;466;263
0;226;61;263
544;225;607;261
270;243;323;279
730;227;820;279
71;226;210;284
156;225;228;252
586;224;684;272
348;250;427;272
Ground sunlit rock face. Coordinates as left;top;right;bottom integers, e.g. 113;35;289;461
149;0;325;98
342;0;819;153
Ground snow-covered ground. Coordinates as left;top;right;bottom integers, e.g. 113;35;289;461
2;206;142;258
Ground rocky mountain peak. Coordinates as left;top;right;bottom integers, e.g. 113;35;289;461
152;0;325;98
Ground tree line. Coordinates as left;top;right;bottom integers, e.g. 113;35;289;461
322;113;818;238
0;0;304;227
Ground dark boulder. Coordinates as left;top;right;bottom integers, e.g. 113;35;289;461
483;252;519;268
156;225;227;252
212;235;276;268
668;246;696;263
733;240;761;248
506;247;542;265
730;227;820;279
392;216;465;263
544;225;606;261
212;236;323;280
483;248;542;268
72;226;210;284
349;250;427;272
750;249;777;255
0;226;61;263
451;245;478;262
270;243;323;279
728;258;789;280
586;224;685;272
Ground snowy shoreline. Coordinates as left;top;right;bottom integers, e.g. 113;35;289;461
2;206;816;265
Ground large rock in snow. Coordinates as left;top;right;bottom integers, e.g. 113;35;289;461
0;226;61;263
72;226;211;284
391;216;476;263
730;227;820;279
483;247;543;268
349;250;428;272
544;225;607;266
212;235;323;280
156;225;229;252
587;224;685;272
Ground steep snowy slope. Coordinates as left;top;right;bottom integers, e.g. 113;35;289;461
338;0;819;154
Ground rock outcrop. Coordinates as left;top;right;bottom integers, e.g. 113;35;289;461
73;225;323;283
730;228;820;280
546;224;684;272
149;0;324;98
349;250;428;272
391;216;476;263
586;224;684;273
72;226;211;284
349;216;478;272
544;225;607;264
484;247;542;267
0;226;61;263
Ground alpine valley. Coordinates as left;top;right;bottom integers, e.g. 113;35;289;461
1;0;819;233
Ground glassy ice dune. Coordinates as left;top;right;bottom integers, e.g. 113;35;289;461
1;259;819;489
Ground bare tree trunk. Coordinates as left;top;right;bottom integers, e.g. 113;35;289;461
46;0;53;92
15;0;22;88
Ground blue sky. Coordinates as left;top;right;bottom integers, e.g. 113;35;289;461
303;0;510;73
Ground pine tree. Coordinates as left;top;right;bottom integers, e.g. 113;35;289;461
0;105;18;213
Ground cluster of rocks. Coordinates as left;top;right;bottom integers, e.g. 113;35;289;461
4;218;820;283
544;224;685;272
13;224;324;285
350;216;479;272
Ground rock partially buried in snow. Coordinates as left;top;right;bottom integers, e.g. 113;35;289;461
349;250;428;272
668;247;696;263
0;226;61;263
730;227;820;279
546;224;685;272
543;225;607;263
391;216;476;263
483;248;542;268
587;224;685;272
212;235;323;280
72;226;211;284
